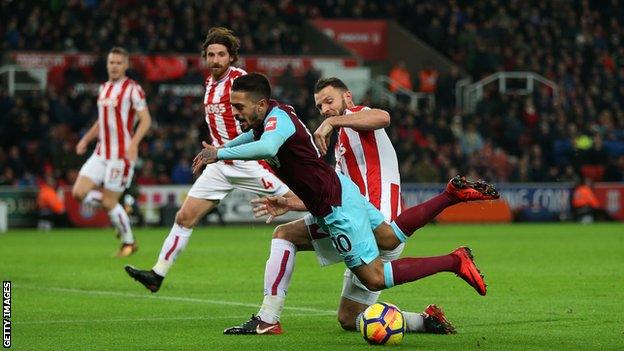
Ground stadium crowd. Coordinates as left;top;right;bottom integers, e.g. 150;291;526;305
1;0;623;187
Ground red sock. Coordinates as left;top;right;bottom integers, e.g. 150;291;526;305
390;255;460;286
394;193;458;236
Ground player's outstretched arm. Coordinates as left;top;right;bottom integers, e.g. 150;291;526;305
314;108;390;155
216;112;295;161
328;108;390;131
251;193;307;223
128;109;152;161
76;121;99;155
223;130;255;148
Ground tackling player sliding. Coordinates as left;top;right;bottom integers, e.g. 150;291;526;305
223;77;499;335
194;73;499;334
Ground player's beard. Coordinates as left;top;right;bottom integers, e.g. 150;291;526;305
238;111;260;132
324;99;348;118
339;98;347;115
210;64;228;79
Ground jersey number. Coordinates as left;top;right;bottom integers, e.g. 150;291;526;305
331;234;352;254
261;178;274;190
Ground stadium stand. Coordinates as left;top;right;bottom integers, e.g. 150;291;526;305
1;0;623;187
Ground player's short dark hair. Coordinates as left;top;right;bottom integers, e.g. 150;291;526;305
201;27;240;63
314;77;349;93
232;73;272;101
109;46;129;57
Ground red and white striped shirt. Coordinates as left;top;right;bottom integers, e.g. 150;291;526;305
203;66;247;146
335;106;402;221
95;77;146;160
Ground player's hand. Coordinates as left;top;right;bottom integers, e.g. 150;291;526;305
250;196;290;223
127;143;139;162
76;139;88;155
313;119;334;156
192;141;218;175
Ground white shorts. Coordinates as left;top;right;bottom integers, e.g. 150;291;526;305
304;213;405;305
187;160;289;200
78;154;134;193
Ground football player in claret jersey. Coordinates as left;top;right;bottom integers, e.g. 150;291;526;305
194;73;499;334
124;28;294;291
72;47;152;257
223;77;498;335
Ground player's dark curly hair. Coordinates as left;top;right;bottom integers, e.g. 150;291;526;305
232;73;272;101
201;27;240;63
314;77;349;93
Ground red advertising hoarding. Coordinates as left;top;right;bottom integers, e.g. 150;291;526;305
311;19;388;60
9;52;358;90
594;183;624;220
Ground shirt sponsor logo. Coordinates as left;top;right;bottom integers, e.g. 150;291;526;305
205;103;226;115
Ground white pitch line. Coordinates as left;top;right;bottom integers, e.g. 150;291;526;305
18;312;334;326
21;285;336;314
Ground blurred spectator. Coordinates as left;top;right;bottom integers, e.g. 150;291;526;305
37;175;69;230
571;178;611;223
388;61;413;92
171;158;193;185
418;63;439;94
1;0;624;186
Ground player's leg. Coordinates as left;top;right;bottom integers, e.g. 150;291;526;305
72;175;97;202
125;196;217;291
125;163;229;292
224;217;313;335
350;246;487;296
73;154;106;202
368;177;501;251
153;196;217;273
100;159;138;256
391;176;500;243
341;254;456;334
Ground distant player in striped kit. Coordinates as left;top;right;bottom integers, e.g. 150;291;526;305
223;77;499;335
72;47;152;257
125;28;293;289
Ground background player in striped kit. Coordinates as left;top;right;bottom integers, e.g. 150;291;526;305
72;47;152;257
224;77;495;335
125;28;294;290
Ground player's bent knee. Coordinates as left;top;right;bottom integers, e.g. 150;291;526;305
175;209;197;229
101;197;117;211
272;224;289;239
361;276;386;292
72;188;86;202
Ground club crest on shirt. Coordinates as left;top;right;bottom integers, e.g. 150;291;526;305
264;117;277;131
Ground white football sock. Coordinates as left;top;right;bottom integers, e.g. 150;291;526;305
108;204;134;244
258;295;286;325
403;311;425;332
152;224;192;277
83;190;103;207
258;238;296;323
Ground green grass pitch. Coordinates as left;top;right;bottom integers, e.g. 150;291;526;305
1;223;622;350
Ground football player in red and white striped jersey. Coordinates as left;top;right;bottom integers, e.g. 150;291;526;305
72;47;152;257
124;28;294;291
